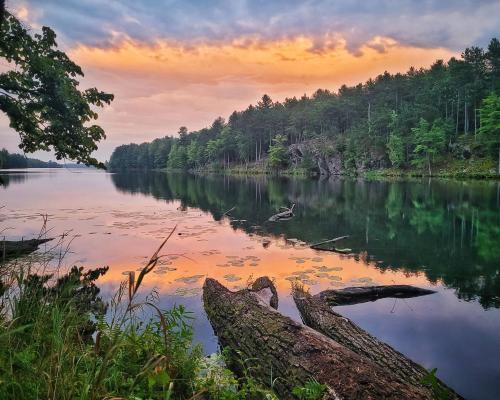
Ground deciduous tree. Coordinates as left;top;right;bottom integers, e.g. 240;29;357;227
0;12;113;167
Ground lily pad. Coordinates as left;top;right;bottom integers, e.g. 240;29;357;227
175;275;205;284
224;274;242;282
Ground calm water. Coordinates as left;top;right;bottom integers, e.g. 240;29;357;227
1;169;499;399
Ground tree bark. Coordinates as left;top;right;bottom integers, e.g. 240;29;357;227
203;277;436;400
293;286;461;399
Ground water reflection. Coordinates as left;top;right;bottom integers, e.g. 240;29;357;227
0;172;28;187
1;170;500;399
112;172;500;309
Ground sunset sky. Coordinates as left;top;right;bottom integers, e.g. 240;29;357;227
2;0;500;161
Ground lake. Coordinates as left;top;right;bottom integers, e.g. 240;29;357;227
1;169;499;400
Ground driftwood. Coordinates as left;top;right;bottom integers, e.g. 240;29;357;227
310;235;350;252
1;238;53;262
293;285;461;399
222;206;236;217
317;285;436;306
203;276;437;399
268;204;295;222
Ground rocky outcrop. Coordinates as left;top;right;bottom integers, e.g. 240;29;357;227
289;138;389;176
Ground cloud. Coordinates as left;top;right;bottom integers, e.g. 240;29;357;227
2;0;498;162
7;0;500;53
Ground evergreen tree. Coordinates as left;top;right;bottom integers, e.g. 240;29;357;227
412;118;446;175
387;111;406;168
268;134;288;169
478;93;500;172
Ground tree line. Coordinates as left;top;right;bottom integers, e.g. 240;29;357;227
0;148;61;169
109;39;500;174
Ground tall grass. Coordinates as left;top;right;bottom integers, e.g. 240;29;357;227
0;224;282;399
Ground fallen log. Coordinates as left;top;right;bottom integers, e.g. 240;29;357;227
317;285;436;306
310;235;351;252
203;276;436;399
293;285;461;399
1;238;53;262
268;204;295;222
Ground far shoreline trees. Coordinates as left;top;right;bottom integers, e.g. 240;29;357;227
109;38;500;175
0;148;61;169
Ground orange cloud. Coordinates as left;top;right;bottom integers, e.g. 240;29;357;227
71;36;456;90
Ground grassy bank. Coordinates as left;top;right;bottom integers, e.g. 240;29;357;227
185;156;499;180
364;157;499;179
0;233;280;400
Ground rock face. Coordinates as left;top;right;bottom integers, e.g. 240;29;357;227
288;138;389;175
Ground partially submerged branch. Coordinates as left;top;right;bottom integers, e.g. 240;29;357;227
268;204;295;222
310;235;350;252
222;206;236;217
317;285;436;306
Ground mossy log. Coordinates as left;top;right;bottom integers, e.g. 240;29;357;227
203;277;436;399
317;285;436;306
1;238;53;262
293;285;461;399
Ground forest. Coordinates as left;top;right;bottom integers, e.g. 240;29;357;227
0;148;61;169
109;39;500;176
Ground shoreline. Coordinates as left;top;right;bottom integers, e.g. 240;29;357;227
131;166;500;180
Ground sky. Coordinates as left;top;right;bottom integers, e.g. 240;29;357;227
2;0;500;161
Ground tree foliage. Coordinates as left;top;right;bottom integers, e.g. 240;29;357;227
411;118;447;174
0;12;113;168
108;137;174;170
268;134;288;169
387;111;405;168
478;93;500;171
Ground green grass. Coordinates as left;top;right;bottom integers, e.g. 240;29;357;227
292;379;327;400
364;157;499;180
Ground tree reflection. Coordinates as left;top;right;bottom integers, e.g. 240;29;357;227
111;172;500;309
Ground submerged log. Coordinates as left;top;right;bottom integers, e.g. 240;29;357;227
222;206;236;217
310;235;349;247
203;277;436;399
268;204;295;222
293;285;461;399
310;235;351;252
317;285;436;306
1;238;53;262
